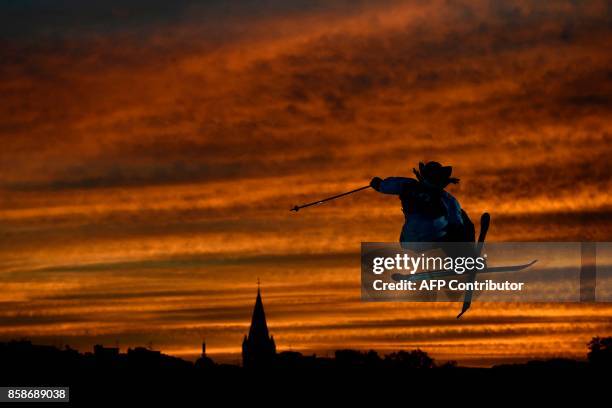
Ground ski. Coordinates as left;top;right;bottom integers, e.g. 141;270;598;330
387;213;537;318
391;259;537;282
457;212;489;318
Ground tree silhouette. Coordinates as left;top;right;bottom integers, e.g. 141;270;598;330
587;336;612;367
385;349;435;369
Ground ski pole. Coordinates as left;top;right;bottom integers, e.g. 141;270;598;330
290;185;371;212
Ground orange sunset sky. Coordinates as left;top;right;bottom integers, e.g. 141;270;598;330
1;0;611;366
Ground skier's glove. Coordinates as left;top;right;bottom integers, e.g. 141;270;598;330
370;177;382;191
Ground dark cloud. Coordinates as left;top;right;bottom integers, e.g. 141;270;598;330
2;1;611;191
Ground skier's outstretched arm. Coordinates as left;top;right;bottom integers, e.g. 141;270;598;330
370;177;415;195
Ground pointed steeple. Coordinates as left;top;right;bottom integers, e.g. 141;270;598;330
242;282;276;368
248;285;270;341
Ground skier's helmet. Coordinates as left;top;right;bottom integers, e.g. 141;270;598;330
413;161;459;189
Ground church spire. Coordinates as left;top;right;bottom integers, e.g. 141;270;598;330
242;281;276;368
248;283;270;341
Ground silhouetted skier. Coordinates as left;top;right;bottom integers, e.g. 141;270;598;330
370;161;474;247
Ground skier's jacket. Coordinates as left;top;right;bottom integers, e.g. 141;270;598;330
377;177;465;242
